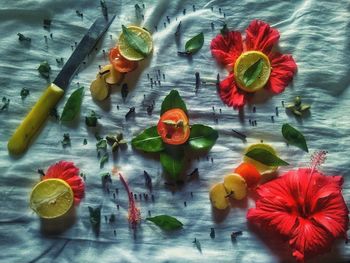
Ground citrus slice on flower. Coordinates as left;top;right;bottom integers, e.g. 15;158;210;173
243;143;278;174
234;51;271;93
109;47;138;73
118;26;153;61
157;108;190;145
29;178;74;219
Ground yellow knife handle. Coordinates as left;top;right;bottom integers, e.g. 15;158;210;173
8;83;64;155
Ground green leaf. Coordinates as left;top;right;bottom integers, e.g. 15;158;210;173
160;90;187;115
96;139;107;151
245;148;289;166
282;123;309;152
146;215;183;230
160;148;185;179
20;88;30;99
243;59;264;87
85;110;100;127
100;152;109;168
122;25;150;57
61;133;71;147
0;97;10;111
185;32;204;54
188;124;218;151
132;126;164;152
38;61;51;79
60;87;84;122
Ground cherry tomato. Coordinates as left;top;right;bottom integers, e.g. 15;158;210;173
234;162;261;188
157;108;190;145
109;47;137;73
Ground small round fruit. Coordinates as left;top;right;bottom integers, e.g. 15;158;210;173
118;25;153;61
243;143;278;174
90;76;110;101
234;162;261;188
209;182;229;210
223;173;247;200
29;178;74;219
157;108;190;145
234;51;271;93
109;47;138;73
98;64;124;85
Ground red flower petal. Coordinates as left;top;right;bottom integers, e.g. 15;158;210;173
245;20;280;54
247;168;349;261
266;52;297;94
218;73;247;108
43;161;85;204
210;31;243;68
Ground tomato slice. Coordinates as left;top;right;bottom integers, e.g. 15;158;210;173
109;47;138;73
157;109;190;145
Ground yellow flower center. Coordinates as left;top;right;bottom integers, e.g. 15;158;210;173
234;51;271;93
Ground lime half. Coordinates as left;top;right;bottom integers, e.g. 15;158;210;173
30;178;74;219
118;26;153;61
234;51;271;93
243;143;278;174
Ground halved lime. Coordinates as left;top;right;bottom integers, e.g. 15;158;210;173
243;143;278;174
29;178;74;219
117;25;153;61
234;51;271;93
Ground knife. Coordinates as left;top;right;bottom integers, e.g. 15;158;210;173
8;15;116;155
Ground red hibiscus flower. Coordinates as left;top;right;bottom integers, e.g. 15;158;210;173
43;161;85;204
210;20;297;108
247;167;349;261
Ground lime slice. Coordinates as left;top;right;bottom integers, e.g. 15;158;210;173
234;51;271;93
29;178;74;219
118;26;153;61
243;143;278;174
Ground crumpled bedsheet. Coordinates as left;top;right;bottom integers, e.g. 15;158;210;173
0;0;349;262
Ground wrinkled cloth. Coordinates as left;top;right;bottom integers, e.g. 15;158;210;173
0;0;350;262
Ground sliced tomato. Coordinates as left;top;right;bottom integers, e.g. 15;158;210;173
109;47;138;73
157;108;190;145
234;162;261;188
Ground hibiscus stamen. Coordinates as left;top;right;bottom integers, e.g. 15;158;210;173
304;150;328;213
119;173;140;229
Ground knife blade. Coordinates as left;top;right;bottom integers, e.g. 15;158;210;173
8;15;116;155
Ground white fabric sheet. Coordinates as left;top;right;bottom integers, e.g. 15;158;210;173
0;0;350;262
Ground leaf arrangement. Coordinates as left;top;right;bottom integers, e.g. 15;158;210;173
132;90;218;180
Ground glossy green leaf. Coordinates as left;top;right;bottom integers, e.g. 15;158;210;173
245;148;289;166
131;126;164;152
282;123;309;152
243;59;264;87
160;148;185;179
185;32;204;54
160;90;187;115
146;215;183;230
188;124;218;151
60;87;84;122
122;25;150;57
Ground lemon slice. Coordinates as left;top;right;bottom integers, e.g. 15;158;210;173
243;143;278;174
29;178;74;219
118;26;153;61
234;51;271;93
